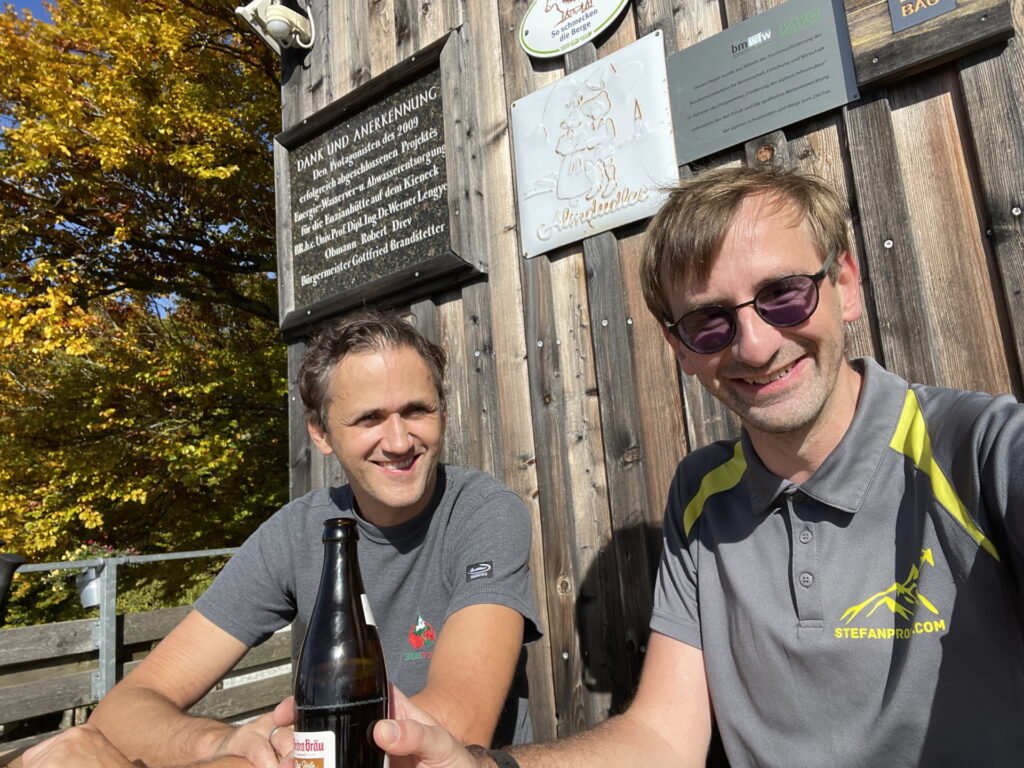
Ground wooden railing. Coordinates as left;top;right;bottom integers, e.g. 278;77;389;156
0;565;292;762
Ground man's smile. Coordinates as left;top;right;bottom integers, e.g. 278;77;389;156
373;454;420;472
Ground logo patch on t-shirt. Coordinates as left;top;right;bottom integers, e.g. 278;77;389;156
466;561;493;581
404;615;436;661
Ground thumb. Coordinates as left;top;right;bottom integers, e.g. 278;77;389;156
373;718;472;767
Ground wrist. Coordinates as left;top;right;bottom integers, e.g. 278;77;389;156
466;745;520;768
193;720;237;759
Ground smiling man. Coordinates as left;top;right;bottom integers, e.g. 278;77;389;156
74;310;540;768
373;166;1024;768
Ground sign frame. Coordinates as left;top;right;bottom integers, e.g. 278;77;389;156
274;32;479;339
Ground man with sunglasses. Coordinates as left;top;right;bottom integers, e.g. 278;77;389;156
372;165;1024;767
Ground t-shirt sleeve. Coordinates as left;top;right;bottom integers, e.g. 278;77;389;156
650;465;702;650
442;485;542;643
922;388;1024;588
194;508;298;648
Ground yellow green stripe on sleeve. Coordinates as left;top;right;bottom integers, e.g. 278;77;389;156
889;389;1000;562
683;440;747;536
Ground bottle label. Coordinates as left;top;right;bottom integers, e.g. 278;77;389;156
293;730;335;768
362;593;377;626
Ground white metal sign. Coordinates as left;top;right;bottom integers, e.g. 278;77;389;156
519;0;632;59
511;32;679;259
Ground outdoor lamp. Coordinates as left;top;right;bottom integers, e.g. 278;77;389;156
235;0;315;55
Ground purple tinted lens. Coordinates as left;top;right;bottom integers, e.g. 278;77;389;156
680;309;734;353
755;275;818;326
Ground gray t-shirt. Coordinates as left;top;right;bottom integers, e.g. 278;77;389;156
196;464;541;746
652;358;1024;766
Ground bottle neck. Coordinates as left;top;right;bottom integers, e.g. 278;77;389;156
320;536;365;607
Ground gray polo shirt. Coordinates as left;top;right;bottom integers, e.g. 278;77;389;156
197;464;541;746
651;358;1024;766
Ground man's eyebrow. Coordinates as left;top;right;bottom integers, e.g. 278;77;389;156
403;398;440;412
349;399;439;422
682;269;806;312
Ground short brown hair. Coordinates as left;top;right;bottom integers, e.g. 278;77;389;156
640;165;850;322
298;309;447;432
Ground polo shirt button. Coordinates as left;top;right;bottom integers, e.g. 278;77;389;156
799;572;814;587
799;529;813;544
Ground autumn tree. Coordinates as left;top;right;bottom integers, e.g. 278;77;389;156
1;0;281;317
0;0;289;623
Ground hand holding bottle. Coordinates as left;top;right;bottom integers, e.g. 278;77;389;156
373;687;479;768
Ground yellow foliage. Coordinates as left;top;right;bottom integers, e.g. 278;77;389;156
1;1;287;626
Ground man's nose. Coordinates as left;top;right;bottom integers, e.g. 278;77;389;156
380;413;413;453
730;305;783;366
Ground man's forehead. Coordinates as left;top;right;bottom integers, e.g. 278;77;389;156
328;347;439;407
660;194;817;307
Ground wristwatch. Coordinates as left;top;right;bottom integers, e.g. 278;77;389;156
466;744;520;768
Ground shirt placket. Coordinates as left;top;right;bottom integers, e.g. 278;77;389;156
784;490;823;632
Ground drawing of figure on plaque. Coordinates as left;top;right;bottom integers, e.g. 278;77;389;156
555;81;618;201
511;32;679;258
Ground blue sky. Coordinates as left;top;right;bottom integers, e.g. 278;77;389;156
17;0;51;20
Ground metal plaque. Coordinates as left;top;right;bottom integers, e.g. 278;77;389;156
283;67;455;316
511;32;679;259
668;0;859;165
888;0;957;32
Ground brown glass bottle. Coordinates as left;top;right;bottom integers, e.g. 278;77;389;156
294;518;388;768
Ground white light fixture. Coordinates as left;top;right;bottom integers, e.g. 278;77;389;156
236;0;315;56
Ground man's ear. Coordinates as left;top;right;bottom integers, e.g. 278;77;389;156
835;250;863;324
307;419;334;457
661;323;698;376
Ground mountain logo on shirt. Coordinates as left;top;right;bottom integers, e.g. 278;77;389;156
834;549;946;640
405;615;436;659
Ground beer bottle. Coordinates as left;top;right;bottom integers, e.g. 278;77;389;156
294;518;389;767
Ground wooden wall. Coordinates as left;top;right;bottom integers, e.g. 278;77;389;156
274;0;1024;741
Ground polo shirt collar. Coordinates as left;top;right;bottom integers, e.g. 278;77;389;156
741;357;910;516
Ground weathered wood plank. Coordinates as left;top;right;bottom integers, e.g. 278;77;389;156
121;629;292;680
121;605;189;645
660;0;728;52
274;139;296;318
0;618;96;667
287;341;316;498
618;228;687;526
345;0;374;90
957;41;1024;389
580;231;653;707
521;246;592;737
843;92;941;385
631;0;682;52
189;672;292;720
369;0;399;76
436;292;471;471
885;67;1014;393
547;244;616;730
459;280;504;476
492;0;565;741
0;670;93;722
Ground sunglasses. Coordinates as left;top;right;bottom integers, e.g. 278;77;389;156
664;251;839;355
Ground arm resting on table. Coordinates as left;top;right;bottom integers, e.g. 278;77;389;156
87;610;281;768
